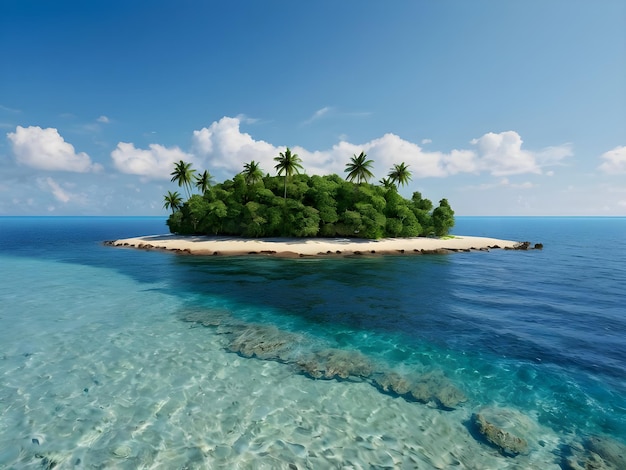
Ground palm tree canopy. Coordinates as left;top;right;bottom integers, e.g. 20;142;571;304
274;148;303;177
379;177;395;190
243;160;264;185
163;190;183;213
388;162;412;187
274;148;304;199
170;160;196;197
195;170;214;194
345;152;375;184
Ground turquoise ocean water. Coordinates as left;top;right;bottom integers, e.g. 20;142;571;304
0;216;624;469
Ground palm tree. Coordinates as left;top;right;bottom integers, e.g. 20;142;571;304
170;160;196;199
345;151;374;184
274;147;304;199
379;177;395;190
242;160;264;185
195;169;214;194
163;191;183;214
388;162;412;187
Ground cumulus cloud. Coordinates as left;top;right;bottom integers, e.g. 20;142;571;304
126;116;568;185
7;126;102;172
97;115;110;123
111;142;194;180
191;117;570;181
598;146;626;174
192;117;280;174
345;133;467;178
470;131;572;176
191;117;470;178
471;131;538;175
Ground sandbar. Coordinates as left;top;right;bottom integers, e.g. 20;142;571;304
106;234;537;257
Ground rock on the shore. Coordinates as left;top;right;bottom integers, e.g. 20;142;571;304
472;407;530;456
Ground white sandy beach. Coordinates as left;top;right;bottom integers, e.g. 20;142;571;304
109;234;531;257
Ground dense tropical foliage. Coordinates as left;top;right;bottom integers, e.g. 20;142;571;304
164;150;454;239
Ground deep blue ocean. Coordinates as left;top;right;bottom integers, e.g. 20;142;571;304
0;216;624;469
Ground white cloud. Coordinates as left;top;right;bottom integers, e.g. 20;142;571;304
97;115;110;124
302;107;332;125
301;107;371;126
190;117;572;181
7;126;102;172
421;138;432;145
535;144;574;165
191;117;471;179
43;177;70;203
111;142;194;180
598;146;626;174
470;131;572;176
192;117;280;174
349;133;461;178
235;113;260;125
471;131;534;176
37;177;83;203
0;104;21;113
462;177;535;191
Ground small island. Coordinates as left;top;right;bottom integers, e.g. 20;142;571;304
108;150;539;256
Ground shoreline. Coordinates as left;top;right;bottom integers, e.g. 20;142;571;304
105;234;541;258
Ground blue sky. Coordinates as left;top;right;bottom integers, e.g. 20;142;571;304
1;0;625;216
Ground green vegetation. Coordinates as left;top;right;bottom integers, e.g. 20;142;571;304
165;150;455;239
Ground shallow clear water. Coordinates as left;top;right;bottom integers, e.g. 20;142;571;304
0;216;624;468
